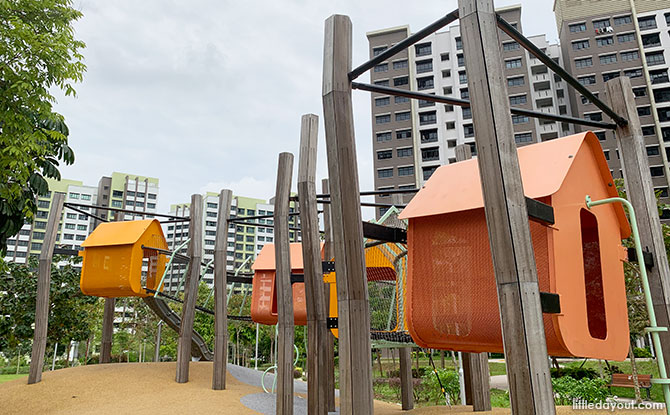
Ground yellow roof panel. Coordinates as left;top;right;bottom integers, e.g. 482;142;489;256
81;219;160;248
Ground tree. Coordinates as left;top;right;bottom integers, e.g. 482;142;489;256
0;0;86;253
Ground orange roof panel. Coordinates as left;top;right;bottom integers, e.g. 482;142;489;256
252;242;324;271
81;219;161;247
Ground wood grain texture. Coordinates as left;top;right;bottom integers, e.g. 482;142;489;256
297;114;329;414
398;347;414;410
28;192;65;384
321;178;337;412
100;298;116;364
322;14;374;415
275;152;295;415
458;0;554;413
607;77;670;377
455;144;473;162
176;194;203;383
213;189;233;390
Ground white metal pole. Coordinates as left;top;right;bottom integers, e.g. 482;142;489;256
255;323;260;371
51;343;57;371
458;351;466;405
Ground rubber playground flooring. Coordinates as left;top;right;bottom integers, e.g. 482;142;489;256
0;362;665;414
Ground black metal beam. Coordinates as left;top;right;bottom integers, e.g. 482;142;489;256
352;82;617;130
227;275;254;285
64;201;187;221
63;203;109;223
495;14;628;128
311;188;421;200
317;199;406;209
627;247;655;269
362;222;407;243
525;198;555;226
348;9;459;81
53;247;81;256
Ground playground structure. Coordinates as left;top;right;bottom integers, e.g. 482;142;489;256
20;1;670;415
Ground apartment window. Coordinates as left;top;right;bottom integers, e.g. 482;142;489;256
126;191;135;197
663;127;670;142
398;166;414;176
593;18;610;30
666;12;670;25
32;232;45;240
510;95;527;105
111;200;122;208
455;37;462;50
374;79;389;86
376;132;392;142
421;147;439;162
417;76;434;90
377;150;393;160
373;46;387;56
642;125;655;136
464;124;475;138
651;166;665;177
647;146;660;156
393;60;408;70
620;51;639;62
638;106;652;116
614;15;632;25
585;112;603;122
81;194;91;201
507;76;524;87
397;129;411;139
64;223;75;230
77;224;87;231
602;71;620;82
445;104;454;112
505;58;522;69
419;97;435;108
395;96;409;104
659;107;670;123
63;234;74;240
503;41;520;51
112;190;123;198
31;242;42;251
457;54;465;67
654;87;670;103
458;71;467;84
135;201;144;208
419;111;436;125
147;203;156;209
594;131;606;141
569;22;587;33
574;57;593;68
378;168;393;179
638;16;657;30
422;166;438;181
375;97;390;107
657;187;669;198
416;59;433;73
617;32;635;43
650;69;669;84
415;42;431;57
394;76;409;87
596;36;613;47
442;70;451;79
36;210;48;219
512;114;529;124
460;88;469;99
207;202;217;209
148;193;157;199
462;107;472;119
557;89;565;98
374;63;388;72
420;129;438;143
69;192;79;199
600;54;617;65
633;87;647;97
446;122;455;130
647;51;666;66
397;147;413;158
514;132;532;144
376;114;391;124
642;33;661;48
395;111;411;121
440;52;449;61
624;68;643;79
572;39;590;50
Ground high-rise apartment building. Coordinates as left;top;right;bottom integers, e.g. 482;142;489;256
367;5;573;217
95;172;160;223
555;0;670;206
161;194;300;291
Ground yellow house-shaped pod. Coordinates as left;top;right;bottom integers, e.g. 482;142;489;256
80;219;168;298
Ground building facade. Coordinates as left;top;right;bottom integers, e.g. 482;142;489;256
555;0;670;205
367;5;573;217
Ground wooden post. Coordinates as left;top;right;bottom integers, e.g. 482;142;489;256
321;178;337;412
458;0;555;413
322;14;374;415
455;143;491;411
297;114;329;414
275;152;295;415
607;76;670;376
213;189;233;390
398;347;414;410
176;194;203;383
28;192;65;384
154;321;162;362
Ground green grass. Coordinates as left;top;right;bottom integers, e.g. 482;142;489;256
0;374;27;384
491;388;510;407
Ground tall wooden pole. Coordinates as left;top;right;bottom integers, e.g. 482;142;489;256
455;143;491;411
213;189;233;390
28;192;65;384
322;14;374;415
607;76;670;376
297;114;329;414
458;0;554;413
176;194;203;383
321;178;337;412
100;212;123;364
275;152;295;415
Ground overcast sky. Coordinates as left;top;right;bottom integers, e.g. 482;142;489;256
54;0;559;217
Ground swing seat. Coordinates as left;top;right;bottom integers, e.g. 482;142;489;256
79;219;168;298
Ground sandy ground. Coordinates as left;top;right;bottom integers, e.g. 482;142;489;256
0;362;666;414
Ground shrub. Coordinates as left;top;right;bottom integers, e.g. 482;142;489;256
552;376;608;405
634;347;652;358
387;367;428;378
550;366;598;380
604;364;623;377
294;367;303;379
418;368;460;405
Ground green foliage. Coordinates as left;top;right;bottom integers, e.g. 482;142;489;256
550;366;598;380
490;388;510;408
0;0;86;253
633;347;652;358
418;368;460;405
551;376;609;405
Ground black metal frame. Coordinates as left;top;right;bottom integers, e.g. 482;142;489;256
63;203;109;223
64;201;187;221
348;8;627;130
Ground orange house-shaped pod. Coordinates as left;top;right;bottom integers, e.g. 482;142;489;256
80;219;168;298
398;132;631;360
